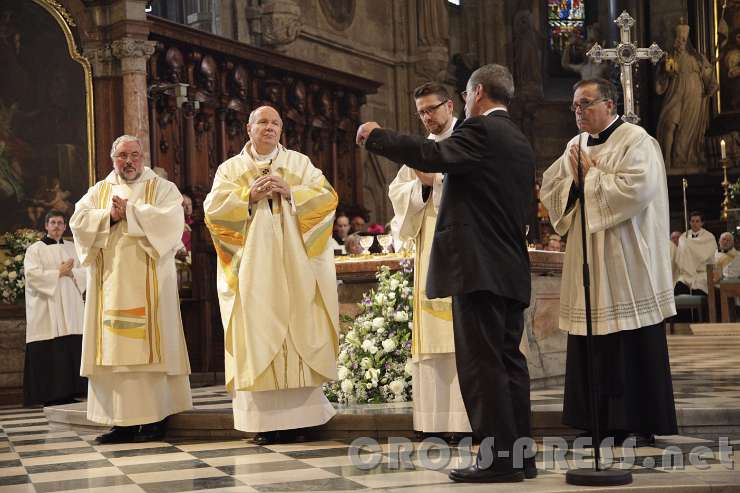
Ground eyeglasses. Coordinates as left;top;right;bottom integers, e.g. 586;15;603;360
417;100;449;118
569;98;607;112
113;152;142;161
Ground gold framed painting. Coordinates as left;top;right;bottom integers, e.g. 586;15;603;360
0;0;94;233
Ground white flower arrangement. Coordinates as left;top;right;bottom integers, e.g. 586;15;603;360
0;229;42;304
324;261;414;404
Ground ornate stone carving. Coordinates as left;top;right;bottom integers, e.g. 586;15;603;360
417;0;448;47
111;38;157;60
319;0;356;31
415;46;449;82
260;0;302;50
511;9;544;100
83;45;114;75
414;0;449;82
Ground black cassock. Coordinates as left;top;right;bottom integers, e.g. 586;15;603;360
23;236;87;406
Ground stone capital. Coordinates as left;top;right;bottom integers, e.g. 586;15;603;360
111;37;157;61
260;0;302;50
83;45;115;76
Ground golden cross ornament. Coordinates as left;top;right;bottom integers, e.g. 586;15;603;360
587;11;665;124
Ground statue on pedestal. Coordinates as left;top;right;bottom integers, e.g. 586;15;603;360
656;20;718;169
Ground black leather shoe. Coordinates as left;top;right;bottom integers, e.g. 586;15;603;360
620;433;656;448
133;420;167;443
277;428;309;443
517;458;538;479
95;426;136;444
251;431;278;445
449;465;525;483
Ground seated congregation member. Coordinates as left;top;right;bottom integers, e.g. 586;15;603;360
714;232;740;280
675;211;717;296
23;210;87;406
204;105;339;444
70;134;192;443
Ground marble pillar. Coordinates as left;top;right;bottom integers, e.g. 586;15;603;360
111;38;157;166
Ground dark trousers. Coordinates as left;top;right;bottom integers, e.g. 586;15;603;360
452;291;532;470
674;282;707;297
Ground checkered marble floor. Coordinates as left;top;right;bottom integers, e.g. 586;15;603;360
1;334;739;491
0;406;738;493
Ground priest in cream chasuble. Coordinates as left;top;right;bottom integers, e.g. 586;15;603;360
541;79;677;445
70;135;192;444
204;106;339;443
23;210;87;406
388;82;471;436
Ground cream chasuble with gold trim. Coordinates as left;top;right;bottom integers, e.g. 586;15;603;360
70;168;192;426
205;143;339;395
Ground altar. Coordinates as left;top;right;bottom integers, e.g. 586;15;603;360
335;250;567;388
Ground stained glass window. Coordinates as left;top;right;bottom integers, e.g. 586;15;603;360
547;0;586;55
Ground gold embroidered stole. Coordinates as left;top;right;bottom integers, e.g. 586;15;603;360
95;179;162;366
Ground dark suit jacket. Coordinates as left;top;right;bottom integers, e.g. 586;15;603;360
366;110;535;306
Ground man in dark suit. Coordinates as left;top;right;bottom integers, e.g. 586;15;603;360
357;64;536;483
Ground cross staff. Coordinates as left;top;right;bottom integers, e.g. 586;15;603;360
587;11;665;124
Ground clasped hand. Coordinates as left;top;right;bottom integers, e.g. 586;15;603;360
249;175;290;204
568;145;597;186
58;259;74;278
110;195;128;222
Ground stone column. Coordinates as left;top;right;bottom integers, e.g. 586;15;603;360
111;37;157;165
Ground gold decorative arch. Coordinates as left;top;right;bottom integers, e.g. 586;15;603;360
31;0;96;184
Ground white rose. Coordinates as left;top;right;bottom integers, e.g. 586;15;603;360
368;344;379;354
376;327;385;335
387;292;396;300
404;361;414;376
362;320;372;330
14;255;22;262
393;311;408;322
374;294;386;305
381;338;397;352
7;272;17;280
364;368;380;381
338;350;348;363
366;383;373;389
402;280;409;287
390;279;399;290
345;330;360;346
372;317;385;329
361;339;375;352
337;366;350;380
389;379;405;395
3;259;10;266
402;287;411;296
360;357;372;369
340;379;354;393
408;322;413;329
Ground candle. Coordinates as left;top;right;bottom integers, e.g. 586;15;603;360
721;139;727;160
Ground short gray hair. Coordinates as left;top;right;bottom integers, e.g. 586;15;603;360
720;232;734;242
110;135;143;158
467;64;515;106
248;106;283;125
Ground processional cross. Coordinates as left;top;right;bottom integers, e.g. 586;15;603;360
587;11;665;124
